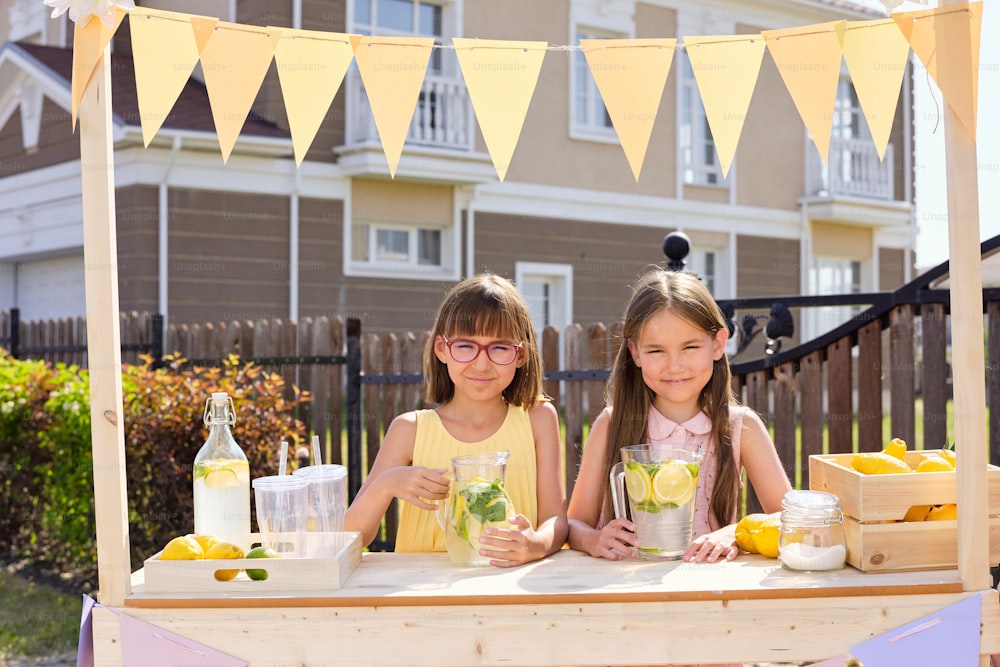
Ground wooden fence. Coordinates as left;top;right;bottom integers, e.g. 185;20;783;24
5;253;1000;547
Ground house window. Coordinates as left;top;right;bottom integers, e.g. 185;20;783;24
679;54;724;187
346;179;458;281
515;263;573;368
832;79;869;142
354;0;445;73
353;223;443;269
686;249;717;296
807;258;862;339
571;29;619;141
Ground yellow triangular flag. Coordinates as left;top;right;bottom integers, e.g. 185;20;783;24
71;7;127;128
453;38;547;182
270;28;357;166
762;20;846;163
353;36;434;177
682;34;765;178
189;15;219;54
129;8;202;147
894;2;981;139
579;38;674;181
842;20;911;162
195;21;275;163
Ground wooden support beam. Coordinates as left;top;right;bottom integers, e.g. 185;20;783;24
80;45;130;606
939;0;990;596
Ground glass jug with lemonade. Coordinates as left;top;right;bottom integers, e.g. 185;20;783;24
193;392;251;552
610;444;703;559
438;451;515;567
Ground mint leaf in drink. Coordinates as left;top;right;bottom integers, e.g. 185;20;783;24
459;479;510;524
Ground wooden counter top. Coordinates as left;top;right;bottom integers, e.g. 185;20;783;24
124;549;964;609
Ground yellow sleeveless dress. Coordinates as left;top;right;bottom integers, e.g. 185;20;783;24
395;405;539;552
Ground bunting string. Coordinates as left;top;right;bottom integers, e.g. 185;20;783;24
70;1;983;180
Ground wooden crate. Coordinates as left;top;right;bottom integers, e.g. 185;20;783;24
143;532;361;594
809;450;1000;572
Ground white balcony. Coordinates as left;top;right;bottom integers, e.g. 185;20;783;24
345;71;475;152
806;137;895;201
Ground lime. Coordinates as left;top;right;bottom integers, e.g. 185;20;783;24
651;460;696;507
245;546;279;581
623;463;653;504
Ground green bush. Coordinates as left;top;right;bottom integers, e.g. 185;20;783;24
0;350;310;583
0;353;59;559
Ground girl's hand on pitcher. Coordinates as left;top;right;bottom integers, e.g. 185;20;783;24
478;514;546;567
386;466;450;510
591;517;639;560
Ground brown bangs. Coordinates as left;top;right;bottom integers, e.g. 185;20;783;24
440;286;524;342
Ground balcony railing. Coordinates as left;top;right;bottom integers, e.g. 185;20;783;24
346;71;475;152
806;136;895;200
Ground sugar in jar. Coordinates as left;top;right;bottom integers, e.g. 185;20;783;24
778;490;847;571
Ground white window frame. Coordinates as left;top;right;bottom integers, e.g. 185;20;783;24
805;257;865;341
832;78;872;142
349;0;459;73
569;26;622;144
343;192;461;282
515;262;574;369
678;52;726;188
686;246;730;299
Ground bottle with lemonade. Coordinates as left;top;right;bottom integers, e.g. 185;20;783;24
193;392;251;552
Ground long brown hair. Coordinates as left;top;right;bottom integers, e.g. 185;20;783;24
423;274;544;408
601;269;738;528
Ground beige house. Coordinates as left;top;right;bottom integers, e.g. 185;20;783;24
0;0;915;350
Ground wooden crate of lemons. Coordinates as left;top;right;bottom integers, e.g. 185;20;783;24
809;440;1000;572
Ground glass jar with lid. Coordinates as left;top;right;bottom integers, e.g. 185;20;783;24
778;490;848;571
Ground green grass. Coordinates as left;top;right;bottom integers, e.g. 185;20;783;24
0;568;80;660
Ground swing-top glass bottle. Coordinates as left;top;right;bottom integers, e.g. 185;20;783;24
193;392;251;552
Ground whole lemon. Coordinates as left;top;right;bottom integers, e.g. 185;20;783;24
851;452;913;475
204;541;245;581
903;504;932;522
925;503;957;521
915;455;953;473
735;513;768;552
882;438;907;461
939;449;956;467
189;534;221;553
160;535;204;560
735;512;781;557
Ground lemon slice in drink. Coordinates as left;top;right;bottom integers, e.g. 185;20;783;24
204;468;239;489
201;459;248;488
652;460;696;507
623;464;653;504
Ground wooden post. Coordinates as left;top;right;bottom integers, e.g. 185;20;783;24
939;0;990;596
80;45;131;606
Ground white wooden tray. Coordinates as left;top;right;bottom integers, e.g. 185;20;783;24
142;532;362;593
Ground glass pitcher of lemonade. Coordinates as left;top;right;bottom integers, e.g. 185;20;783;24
438;451;515;567
610;445;703;560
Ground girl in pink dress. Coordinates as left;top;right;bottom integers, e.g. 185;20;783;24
568;270;790;561
567;270;791;667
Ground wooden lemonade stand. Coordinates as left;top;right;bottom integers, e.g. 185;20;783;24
74;2;1000;664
